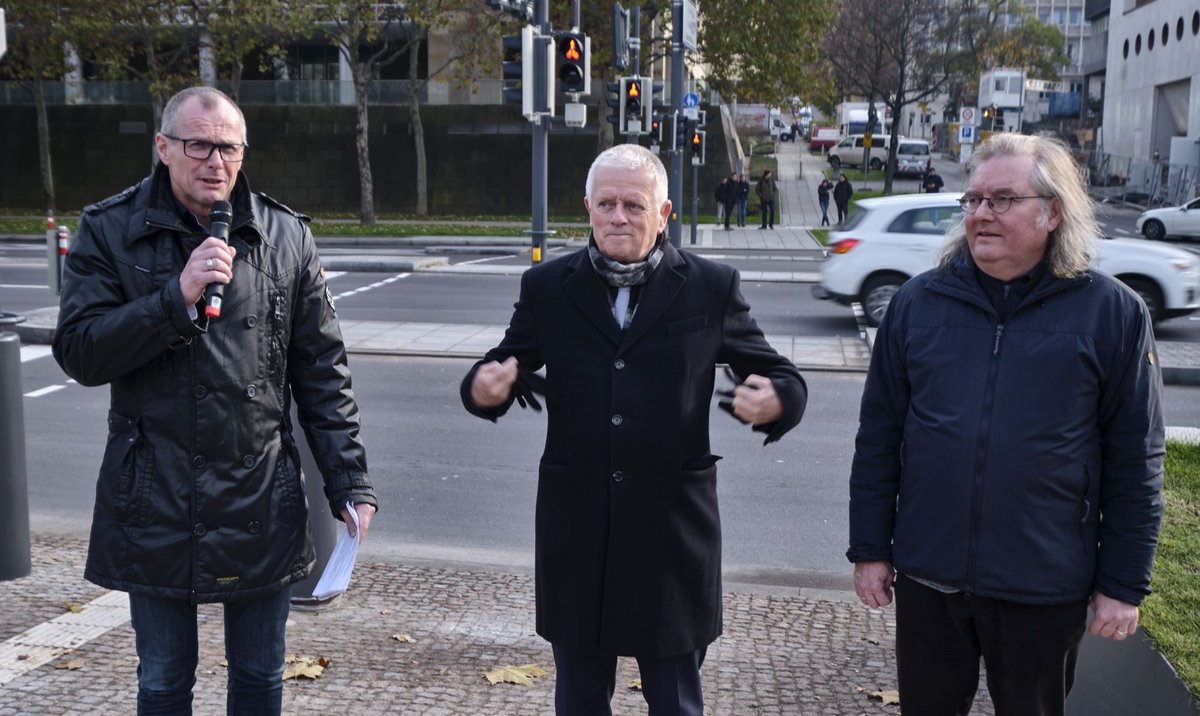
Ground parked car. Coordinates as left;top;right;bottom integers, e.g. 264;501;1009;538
894;139;932;176
1137;196;1200;240
809;126;839;152
827;134;893;170
815;193;1200;326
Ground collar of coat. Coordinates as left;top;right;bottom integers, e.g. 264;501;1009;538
928;255;1090;318
562;236;687;350
125;163;274;250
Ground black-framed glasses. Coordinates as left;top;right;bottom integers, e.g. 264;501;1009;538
163;134;246;162
958;194;1050;214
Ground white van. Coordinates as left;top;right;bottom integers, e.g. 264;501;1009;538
827;134;892;170
894;139;932;176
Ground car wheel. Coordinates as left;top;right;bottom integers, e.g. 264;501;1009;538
1141;220;1165;241
829;156;842;169
860;274;907;327
869;158;884;170
1121;276;1163;324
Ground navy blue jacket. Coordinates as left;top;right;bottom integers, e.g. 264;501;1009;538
847;260;1164;606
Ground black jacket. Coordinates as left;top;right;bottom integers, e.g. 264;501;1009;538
847;260;1164;606
53;165;376;603
833;179;854;205
462;242;807;656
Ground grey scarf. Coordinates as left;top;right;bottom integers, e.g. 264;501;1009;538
587;232;665;288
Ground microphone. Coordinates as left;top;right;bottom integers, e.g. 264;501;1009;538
204;200;233;319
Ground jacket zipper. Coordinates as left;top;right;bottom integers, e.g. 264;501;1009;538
966;323;1005;591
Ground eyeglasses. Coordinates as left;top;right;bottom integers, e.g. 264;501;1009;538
592;199;650;216
163;135;246;162
958;194;1050;214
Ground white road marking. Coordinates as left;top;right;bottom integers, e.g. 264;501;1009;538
332;272;410;301
0;590;130;686
19;346;53;363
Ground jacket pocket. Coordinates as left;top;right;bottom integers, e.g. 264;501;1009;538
667;314;708;336
274;451;306;526
101;412;153;526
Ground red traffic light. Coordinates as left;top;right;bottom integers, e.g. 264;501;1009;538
563;38;581;61
691;132;701;147
627;81;640;99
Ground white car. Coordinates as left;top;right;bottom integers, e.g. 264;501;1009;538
1137;196;1200;240
815;193;1200;326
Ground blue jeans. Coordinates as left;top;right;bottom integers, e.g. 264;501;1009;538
129;588;291;715
737;198;748;226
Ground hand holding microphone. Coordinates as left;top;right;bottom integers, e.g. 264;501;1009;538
203;201;233;319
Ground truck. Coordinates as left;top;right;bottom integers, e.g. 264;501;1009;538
836;101;890;138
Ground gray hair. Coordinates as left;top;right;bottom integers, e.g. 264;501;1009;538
160;86;247;144
585;144;669;210
938;132;1098;278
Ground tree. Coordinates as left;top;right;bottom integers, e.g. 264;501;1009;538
2;0;84;211
822;0;954;194
941;0;1069;122
320;0;488;223
697;0;833;108
190;0;315;103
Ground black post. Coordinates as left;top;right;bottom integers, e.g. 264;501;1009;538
0;329;32;582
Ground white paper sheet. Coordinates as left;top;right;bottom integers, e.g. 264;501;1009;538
310;501;360;600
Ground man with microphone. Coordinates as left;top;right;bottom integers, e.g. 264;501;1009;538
53;86;376;714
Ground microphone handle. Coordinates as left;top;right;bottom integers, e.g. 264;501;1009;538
203;220;232;319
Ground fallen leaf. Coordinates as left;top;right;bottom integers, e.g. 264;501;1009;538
380;608;391;615
628;678;643;691
282;655;330;681
64;603;84;613
869;689;901;705
17;654;29;661
484;663;547;686
55;659;85;671
391;634;414;643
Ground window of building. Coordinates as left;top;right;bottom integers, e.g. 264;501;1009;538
1069;8;1081;26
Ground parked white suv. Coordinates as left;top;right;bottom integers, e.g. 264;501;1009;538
815;193;1200;326
1137;196;1200;240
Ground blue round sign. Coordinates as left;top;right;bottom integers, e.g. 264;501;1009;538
683;93;700;108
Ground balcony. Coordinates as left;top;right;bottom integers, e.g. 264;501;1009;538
1080;30;1108;76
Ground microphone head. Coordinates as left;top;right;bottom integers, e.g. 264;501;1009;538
210;200;233;226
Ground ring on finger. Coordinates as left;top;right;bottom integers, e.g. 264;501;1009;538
206;258;214;269
1117;629;1127;636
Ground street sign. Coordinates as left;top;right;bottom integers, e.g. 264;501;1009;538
683;92;699;108
960;107;975;124
0;9;7;61
682;0;698;51
959;125;975;144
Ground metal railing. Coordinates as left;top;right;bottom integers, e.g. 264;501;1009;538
1086;151;1200;209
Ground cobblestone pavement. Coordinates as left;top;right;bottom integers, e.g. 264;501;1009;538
0;533;992;716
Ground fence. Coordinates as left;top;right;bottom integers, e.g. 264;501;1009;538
1087;151;1200;209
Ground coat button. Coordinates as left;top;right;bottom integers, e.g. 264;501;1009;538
193;523;207;536
611;414;623;426
612;470;624;482
244;384;257;399
248;521;262;535
245;314;257;328
614;359;626;370
193;455;206;469
242;455;256;469
193;385;207;399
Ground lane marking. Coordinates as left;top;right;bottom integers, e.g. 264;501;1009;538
332;272;410;301
20;346;53;363
25;385;66;398
0;590;130;686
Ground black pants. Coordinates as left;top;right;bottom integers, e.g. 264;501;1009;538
894;575;1088;716
552;644;706;716
760;199;776;228
723;201;737;229
835;200;849;224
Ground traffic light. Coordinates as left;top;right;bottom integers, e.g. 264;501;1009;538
502;26;534;118
673;113;691;152
606;80;621;128
622;76;643;134
649;114;663;149
690;129;706;166
648;80;664;138
556;32;589;95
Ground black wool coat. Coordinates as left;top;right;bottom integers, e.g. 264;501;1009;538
462;242;807;656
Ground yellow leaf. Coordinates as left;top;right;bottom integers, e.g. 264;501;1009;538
282;654;328;681
869;689;901;705
628;678;643;691
55;659;85;671
484;663;547;686
391;634;414;643
64;603;84;613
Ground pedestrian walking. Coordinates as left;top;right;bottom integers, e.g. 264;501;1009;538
756;169;778;229
817;178;832;226
922;167;944;193
52;86;378;714
462;144;808;716
723;172;739;231
737;173;751;227
848;133;1164;716
833;174;853;224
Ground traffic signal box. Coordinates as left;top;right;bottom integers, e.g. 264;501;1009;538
691;129;706;166
556;32;589;95
622;76;643;134
502;26;535;118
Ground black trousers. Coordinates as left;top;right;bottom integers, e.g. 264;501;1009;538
552;643;706;716
894;574;1088;716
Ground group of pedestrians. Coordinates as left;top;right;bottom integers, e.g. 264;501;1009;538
51;85;1166;716
816;174;855;226
713;170;781;230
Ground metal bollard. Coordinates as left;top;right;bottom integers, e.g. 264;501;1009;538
288;402;340;608
0;331;32;581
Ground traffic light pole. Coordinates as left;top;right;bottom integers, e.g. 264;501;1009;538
667;0;685;248
529;0;551;264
